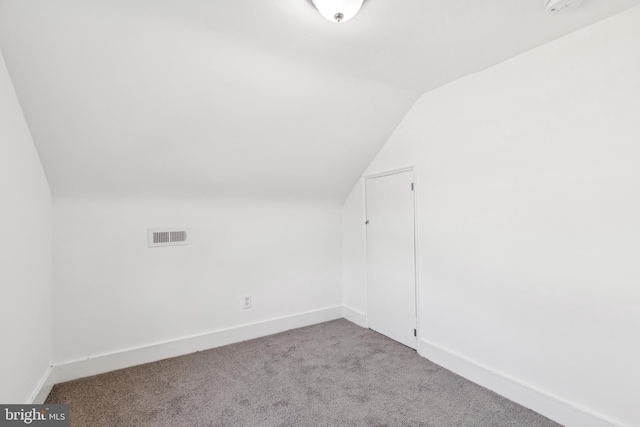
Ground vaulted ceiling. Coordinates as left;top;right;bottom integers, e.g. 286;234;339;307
1;0;638;200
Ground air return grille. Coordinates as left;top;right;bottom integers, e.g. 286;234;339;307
148;229;190;247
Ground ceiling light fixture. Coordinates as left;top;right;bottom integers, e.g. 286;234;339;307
311;0;365;23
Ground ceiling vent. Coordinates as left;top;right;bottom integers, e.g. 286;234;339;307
148;229;190;247
544;0;583;14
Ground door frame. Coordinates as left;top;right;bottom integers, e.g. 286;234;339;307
363;165;421;342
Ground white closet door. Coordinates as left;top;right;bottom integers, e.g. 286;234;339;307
366;171;417;349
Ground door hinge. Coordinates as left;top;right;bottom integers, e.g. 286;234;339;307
414;328;417;337
411;182;414;191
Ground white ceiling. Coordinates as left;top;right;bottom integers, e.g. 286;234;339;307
1;0;639;201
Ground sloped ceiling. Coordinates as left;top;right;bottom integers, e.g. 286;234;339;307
1;0;639;201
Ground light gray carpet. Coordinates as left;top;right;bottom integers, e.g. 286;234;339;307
46;319;561;426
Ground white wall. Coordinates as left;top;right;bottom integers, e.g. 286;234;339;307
344;6;640;427
53;197;342;364
342;179;366;325
0;50;52;403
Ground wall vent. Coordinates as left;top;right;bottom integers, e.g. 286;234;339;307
148;229;190;247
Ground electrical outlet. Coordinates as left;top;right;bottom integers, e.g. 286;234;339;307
242;295;252;309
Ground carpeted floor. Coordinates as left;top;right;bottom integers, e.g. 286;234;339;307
46;319;561;427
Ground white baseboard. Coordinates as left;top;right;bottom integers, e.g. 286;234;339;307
28;365;55;404
40;308;620;427
417;339;627;427
53;306;343;384
342;306;366;328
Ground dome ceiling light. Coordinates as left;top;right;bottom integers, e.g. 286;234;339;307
310;0;365;23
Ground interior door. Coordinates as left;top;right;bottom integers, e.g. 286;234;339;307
366;170;417;349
